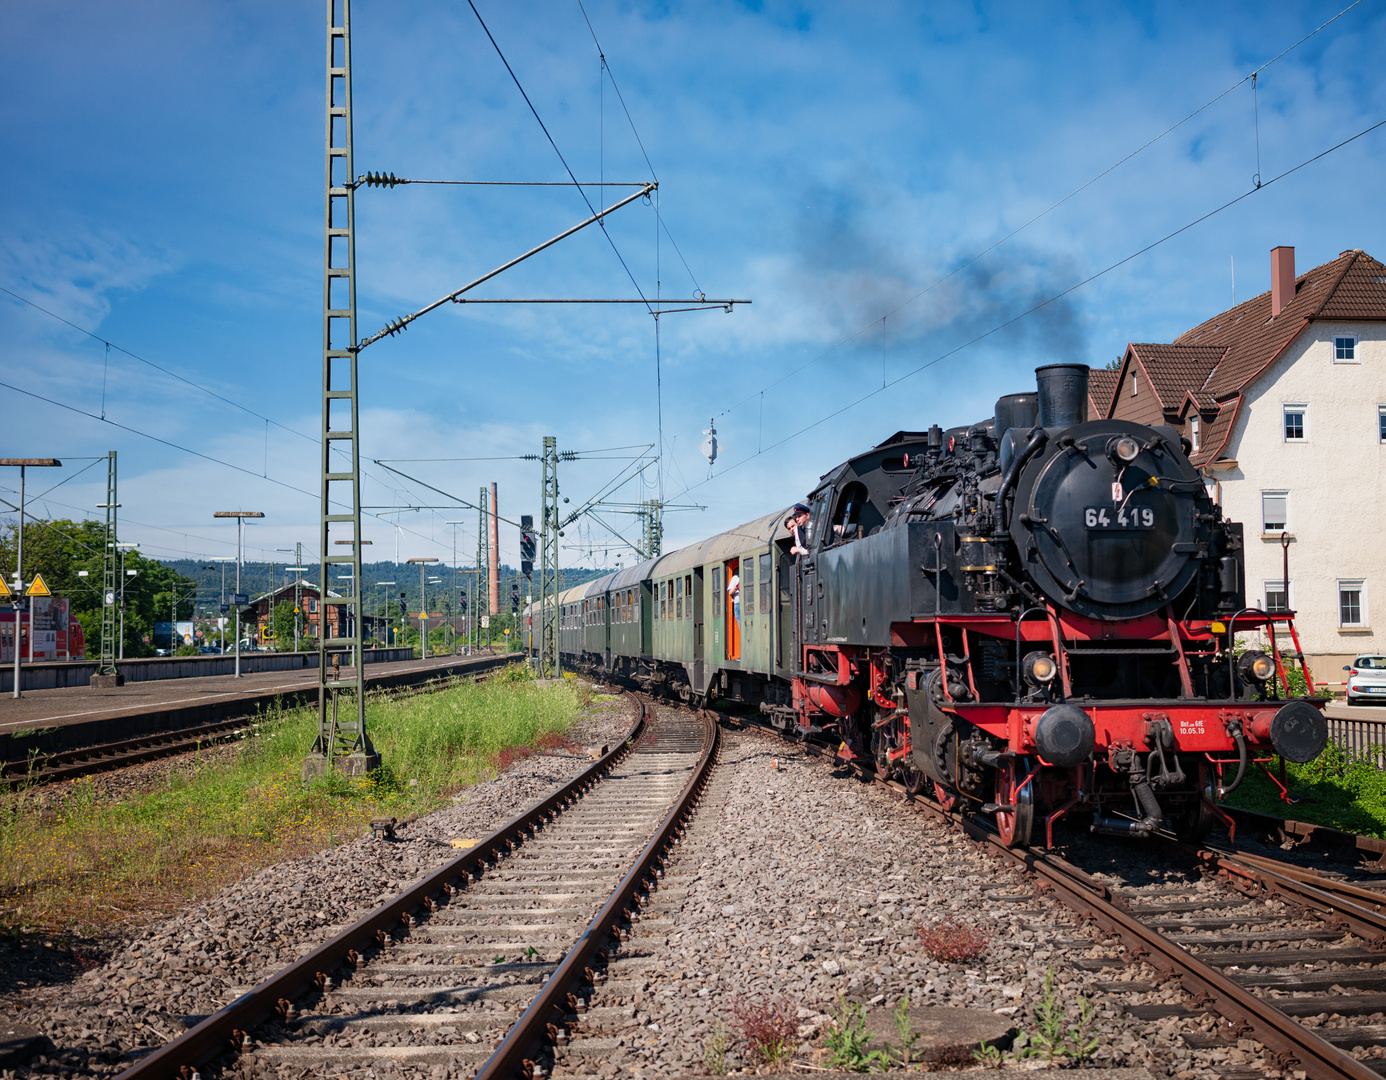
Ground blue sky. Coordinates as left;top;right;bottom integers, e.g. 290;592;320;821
3;0;1384;576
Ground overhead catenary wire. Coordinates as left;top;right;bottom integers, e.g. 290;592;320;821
701;0;1370;428
668;113;1386;504
0;283;403;500
0;379;446;556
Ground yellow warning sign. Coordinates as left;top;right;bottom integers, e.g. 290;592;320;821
0;578;11;598
25;573;51;597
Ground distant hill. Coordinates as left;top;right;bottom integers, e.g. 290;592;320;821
158;559;613;615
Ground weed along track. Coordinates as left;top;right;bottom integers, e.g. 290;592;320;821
107;702;718;1080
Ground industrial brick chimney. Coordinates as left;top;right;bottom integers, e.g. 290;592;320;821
488;482;500;613
1271;246;1295;317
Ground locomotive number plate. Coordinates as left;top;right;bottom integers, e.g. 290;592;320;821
1084;506;1155;529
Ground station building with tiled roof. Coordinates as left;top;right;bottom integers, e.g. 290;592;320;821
1094;246;1386;678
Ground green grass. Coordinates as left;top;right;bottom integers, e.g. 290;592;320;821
1224;743;1386;839
0;666;588;933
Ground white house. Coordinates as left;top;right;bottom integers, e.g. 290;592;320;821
1092;246;1386;682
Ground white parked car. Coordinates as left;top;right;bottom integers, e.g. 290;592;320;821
1343;655;1386;706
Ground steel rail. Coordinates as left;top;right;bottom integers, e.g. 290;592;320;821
1000;840;1381;1080
474;706;720;1080
111;704;649;1080
3;715;256;788
1190;842;1386;936
713;706;1381;1080
4;661;515;790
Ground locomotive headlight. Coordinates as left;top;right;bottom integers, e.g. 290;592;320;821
1237;650;1276;685
1107;435;1141;464
1023;651;1057;685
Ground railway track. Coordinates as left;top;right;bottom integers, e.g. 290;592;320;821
711;705;1386;1080
110;699;718;1080
3;664;513;790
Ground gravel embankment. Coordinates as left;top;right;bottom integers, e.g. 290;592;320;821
551;723;1271;1078
6;699;636;1079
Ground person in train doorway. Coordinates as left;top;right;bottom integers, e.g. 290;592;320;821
727;566;741;626
786;503;811;557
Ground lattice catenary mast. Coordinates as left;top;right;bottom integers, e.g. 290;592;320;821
305;0;376;778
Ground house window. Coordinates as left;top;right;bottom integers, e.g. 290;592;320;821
1262;491;1289;533
1339;579;1367;628
1334;335;1359;362
1265;580;1291;614
1378;406;1386;444
1283;405;1306;442
308;598;318;614
1189;415;1200;454
1132;373;1138;396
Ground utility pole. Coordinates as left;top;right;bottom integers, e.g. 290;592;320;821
476;487;489;651
2;458;62;696
116;543;137;661
91;451;120;687
214;511;263;676
539;436;560;677
446;519;466;655
304;0;375;779
406;558;438;657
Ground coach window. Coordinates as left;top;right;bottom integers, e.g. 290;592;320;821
676;576;683;619
712;566;723;616
745;558;755;617
685;575;693;614
1339;579;1368;629
759;552;772;611
1262;491;1289;534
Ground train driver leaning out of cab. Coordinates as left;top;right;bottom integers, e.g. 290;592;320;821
727;568;741;624
786;503;811;557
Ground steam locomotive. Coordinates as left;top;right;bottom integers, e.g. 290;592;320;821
546;363;1328;847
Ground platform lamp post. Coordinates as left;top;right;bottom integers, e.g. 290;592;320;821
213;511;263;678
333;539;370;650
446;519;466;655
208;557;235;656
428;576;444;654
116;542;138;660
285;565;311;651
1;458;61;699
406;557;439;659
376;581;395;645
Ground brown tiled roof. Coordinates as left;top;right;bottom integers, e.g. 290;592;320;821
1128;343;1226;409
1087;368;1118;417
1111;249;1386;466
1190;397;1241;469
1317;251;1386;319
1169;249;1386;400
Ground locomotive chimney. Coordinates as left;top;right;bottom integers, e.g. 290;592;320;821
994;392;1039;436
1034;364;1089;430
1270;245;1295;317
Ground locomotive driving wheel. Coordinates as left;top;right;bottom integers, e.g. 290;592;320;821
994;757;1035;848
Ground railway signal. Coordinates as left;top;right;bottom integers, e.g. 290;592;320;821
520;515;535;576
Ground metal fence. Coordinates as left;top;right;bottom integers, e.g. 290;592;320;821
1326;713;1386;769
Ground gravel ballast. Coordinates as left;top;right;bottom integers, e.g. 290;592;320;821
4;697;636;1079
